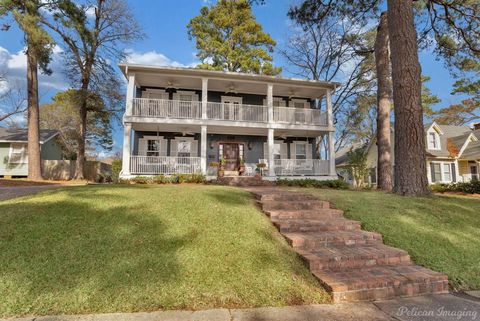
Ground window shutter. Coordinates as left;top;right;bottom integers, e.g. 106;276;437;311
191;140;198;157
306;143;312;159
139;138;147;156
430;163;436;182
170;139;178;157
290;143;296;159
451;163;457;182
160;138;168;156
280;143;288;159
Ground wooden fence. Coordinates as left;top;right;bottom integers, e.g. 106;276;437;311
42;160;112;181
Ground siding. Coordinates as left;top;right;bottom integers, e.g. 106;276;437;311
41;137;63;160
133;131;318;163
0;143;28;176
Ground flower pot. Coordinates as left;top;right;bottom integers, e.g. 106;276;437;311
218;170;225;178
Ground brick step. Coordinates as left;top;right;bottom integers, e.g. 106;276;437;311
261;200;330;211
296;244;411;271
313;265;449;302
284;231;383;248
255;193;318;202
266;209;345;220
272;218;361;233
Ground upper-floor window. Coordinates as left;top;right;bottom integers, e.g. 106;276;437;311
9;143;28;163
289;99;309;109
427;131;440;150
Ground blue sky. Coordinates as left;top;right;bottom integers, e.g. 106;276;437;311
0;0;464;156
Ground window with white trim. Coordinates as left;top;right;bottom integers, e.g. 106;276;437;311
177;139;192;157
431;163;442;183
295;143;307;160
427;131;440;150
9;143;28;163
147;140;161;156
443;163;452;182
289;99;309;109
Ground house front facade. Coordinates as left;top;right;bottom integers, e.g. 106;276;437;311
336;122;480;186
119;65;338;180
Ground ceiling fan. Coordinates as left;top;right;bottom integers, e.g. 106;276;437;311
225;83;238;94
165;80;179;89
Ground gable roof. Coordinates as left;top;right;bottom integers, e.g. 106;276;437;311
462;140;480;160
425;122;474;158
0;128;59;144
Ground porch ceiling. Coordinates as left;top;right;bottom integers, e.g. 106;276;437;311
122;64;334;99
131;123;327;138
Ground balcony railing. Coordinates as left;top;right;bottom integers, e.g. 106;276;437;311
130;98;328;126
274;107;327;126
207;102;267;122
132;98;201;119
130;156;201;175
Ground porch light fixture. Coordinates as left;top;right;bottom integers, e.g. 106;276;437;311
210;141;214;149
247;141;253;150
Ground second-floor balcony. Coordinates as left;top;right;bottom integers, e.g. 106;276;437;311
131;98;328;126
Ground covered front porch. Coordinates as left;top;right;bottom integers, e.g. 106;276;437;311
121;123;336;179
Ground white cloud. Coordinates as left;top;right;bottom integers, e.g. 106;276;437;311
124;49;197;68
0;45;69;94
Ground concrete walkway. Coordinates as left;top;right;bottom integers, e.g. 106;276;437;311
0;185;64;201
2;294;478;321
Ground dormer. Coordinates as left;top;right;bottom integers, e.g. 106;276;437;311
426;122;443;151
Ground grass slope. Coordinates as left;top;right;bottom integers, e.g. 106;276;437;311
0;185;328;318
303;188;480;291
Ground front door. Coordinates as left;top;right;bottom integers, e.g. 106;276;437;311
223;143;239;171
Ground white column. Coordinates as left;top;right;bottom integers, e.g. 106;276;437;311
267;83;273;123
328;132;336;176
121;123;132;176
268;128;275;177
202;78;208;119
201;125;207;175
326;89;333;128
125;72;136;116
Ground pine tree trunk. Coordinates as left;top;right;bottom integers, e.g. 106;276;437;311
74;88;88;180
387;0;429;196
375;12;393;191
26;44;42;181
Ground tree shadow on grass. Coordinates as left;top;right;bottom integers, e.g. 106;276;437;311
0;186;192;316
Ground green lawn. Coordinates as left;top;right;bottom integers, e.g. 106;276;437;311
300;188;480;291
0;185;328;318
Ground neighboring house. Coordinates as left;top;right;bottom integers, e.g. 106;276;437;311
119;64;338;180
0;128;62;177
336;122;480;185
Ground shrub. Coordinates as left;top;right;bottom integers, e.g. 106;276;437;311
431;181;480;194
130;176;152;184
111;159;122;183
276;179;349;190
127;174;206;185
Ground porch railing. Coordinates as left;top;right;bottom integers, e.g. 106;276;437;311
206;102;268;122
273;107;327;126
130;156;201;175
131;98;328;126
260;158;330;176
132;98;201;119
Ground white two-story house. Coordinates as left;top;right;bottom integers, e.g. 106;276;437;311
119;64;338;180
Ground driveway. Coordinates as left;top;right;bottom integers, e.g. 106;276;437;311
0;184;63;201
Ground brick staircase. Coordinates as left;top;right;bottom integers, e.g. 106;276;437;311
249;188;449;303
216;176;275;187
